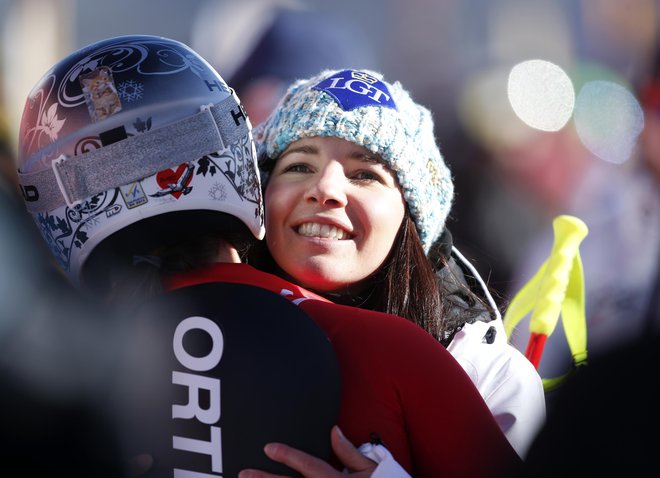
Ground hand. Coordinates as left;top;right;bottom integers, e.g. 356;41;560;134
239;426;377;478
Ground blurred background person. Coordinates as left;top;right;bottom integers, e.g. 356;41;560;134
1;62;124;476
446;0;658;295
190;0;380;124
502;51;660;382
0;151;125;476
513;55;660;470
516;321;660;474
438;2;659;386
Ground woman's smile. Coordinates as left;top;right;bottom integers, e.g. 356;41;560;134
296;222;351;240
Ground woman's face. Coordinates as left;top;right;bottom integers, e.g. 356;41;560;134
264;136;405;293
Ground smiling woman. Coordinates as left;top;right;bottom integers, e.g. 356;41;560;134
250;68;546;474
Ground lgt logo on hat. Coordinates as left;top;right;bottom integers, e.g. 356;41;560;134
313;70;397;111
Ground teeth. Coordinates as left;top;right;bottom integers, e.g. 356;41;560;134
297;222;348;240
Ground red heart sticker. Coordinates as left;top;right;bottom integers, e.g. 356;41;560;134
155;163;193;199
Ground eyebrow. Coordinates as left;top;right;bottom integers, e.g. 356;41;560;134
279;144;318;159
279;143;382;164
354;152;380;163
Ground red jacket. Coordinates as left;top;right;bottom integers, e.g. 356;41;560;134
166;263;521;477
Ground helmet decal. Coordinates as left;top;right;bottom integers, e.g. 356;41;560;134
198;133;262;208
119;182;148;209
18;35;265;285
36;190;118;273
152;163;195;199
116;79;144;103
80;66;122;121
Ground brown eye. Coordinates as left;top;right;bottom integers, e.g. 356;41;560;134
283;163;312;173
352;170;380;181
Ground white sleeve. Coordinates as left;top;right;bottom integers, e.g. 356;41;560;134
356;442;412;478
447;320;546;458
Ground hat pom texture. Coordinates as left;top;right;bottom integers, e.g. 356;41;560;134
255;69;453;253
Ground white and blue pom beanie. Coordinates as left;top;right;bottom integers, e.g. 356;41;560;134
254;69;454;254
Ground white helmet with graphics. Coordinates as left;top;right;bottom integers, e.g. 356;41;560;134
17;35;264;287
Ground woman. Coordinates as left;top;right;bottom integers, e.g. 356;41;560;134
252;69;546;459
16;37;520;478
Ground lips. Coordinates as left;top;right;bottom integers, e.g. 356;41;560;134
296;222;350;240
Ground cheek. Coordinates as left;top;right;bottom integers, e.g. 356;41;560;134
362;192;406;244
264;186;285;237
264;182;298;248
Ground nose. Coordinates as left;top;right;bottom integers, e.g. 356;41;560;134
304;162;348;207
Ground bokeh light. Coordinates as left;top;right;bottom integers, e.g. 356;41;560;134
507;59;575;132
574;80;644;164
458;67;535;153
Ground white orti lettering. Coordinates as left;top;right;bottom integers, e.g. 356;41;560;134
172;371;221;423
172;316;225;475
174;469;221;477
173;316;224;371
172;426;223;473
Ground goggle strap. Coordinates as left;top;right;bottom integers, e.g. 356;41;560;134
18;95;248;212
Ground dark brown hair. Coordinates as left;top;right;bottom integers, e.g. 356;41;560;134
357;215;447;340
324;215;493;344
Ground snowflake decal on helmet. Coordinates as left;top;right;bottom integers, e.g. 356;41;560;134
209;182;227;201
117;79;144;102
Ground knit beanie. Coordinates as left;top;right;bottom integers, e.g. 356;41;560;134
254;69;454;253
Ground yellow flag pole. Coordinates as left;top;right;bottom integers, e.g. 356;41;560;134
503;215;588;369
